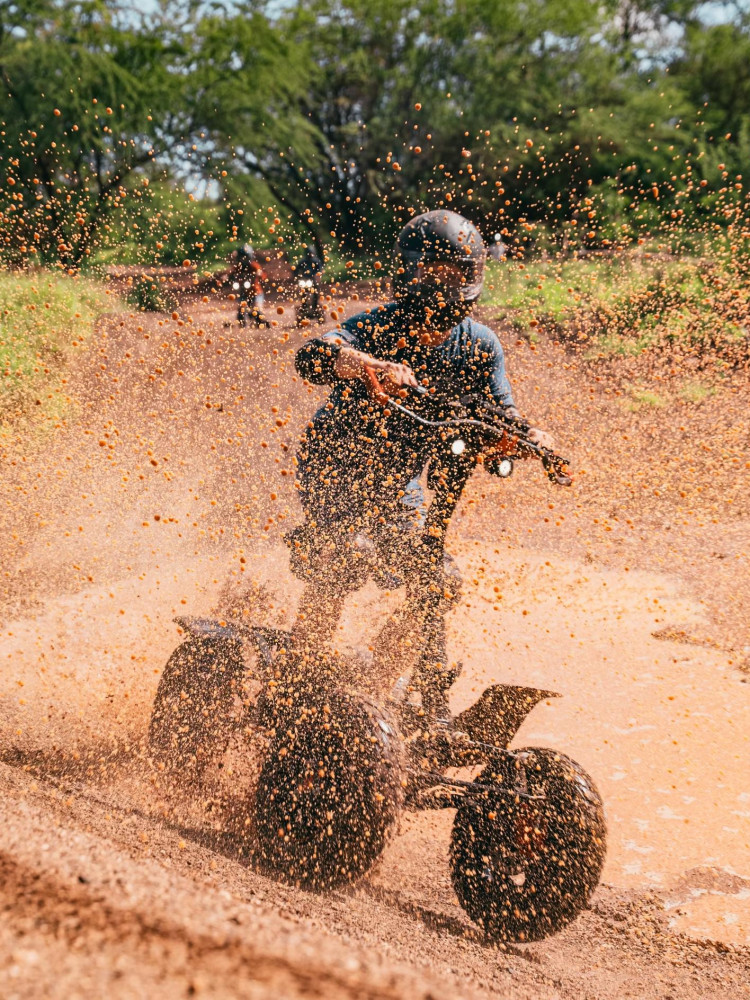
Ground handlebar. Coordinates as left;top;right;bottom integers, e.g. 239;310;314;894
380;386;572;487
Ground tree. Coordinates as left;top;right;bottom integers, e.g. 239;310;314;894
2;0;748;270
0;0;186;267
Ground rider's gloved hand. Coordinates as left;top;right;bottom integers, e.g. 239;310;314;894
527;427;555;450
334;346;418;401
481;423;555;460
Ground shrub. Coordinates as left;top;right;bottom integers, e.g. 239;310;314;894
127;277;179;313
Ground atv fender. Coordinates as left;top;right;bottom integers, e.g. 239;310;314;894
451;684;559;749
173;615;248;642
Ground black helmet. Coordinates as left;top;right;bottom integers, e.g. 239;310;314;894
237;243;255;260
393;211;486;323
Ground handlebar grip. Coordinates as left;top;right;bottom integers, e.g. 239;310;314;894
551;469;573;487
542;454;572;487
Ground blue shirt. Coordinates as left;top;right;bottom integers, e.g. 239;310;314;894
294;302;515;522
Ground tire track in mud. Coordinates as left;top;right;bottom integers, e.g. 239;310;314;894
0;851;446;1000
1;759;748;1000
0;764;488;1000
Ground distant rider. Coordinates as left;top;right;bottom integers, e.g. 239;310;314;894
488;232;507;261
232;244;269;328
294;244;324;323
288;210;553;718
295;244;323;284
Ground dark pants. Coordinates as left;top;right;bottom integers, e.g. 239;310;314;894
287;478;461;700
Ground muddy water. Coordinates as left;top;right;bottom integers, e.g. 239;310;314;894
3;540;748;946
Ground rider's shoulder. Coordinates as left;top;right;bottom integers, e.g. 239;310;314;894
459;315;504;353
341;301;398;334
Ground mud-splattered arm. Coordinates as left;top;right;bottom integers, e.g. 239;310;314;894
294;326;364;385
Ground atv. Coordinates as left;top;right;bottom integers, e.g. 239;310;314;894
294;276;325;326
147;391;606;943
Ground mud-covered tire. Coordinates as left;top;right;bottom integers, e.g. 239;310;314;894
148;637;245;778
450;747;606;942
254;692;403;890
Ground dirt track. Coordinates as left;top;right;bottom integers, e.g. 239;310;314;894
1;291;749;998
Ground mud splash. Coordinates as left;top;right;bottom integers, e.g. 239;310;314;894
1;295;749;996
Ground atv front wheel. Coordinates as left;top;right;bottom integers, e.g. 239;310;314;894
148;636;245;779
450;747;606;942
254;692;403;890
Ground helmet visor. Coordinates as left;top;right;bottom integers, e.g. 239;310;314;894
400;254;484;302
414;261;472;290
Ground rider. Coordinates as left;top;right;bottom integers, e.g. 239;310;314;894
294;243;324;321
295;243;323;283
488;232;508;261
233;243;269;328
288;210;553;718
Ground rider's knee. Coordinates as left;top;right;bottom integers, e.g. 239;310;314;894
286;523;372;592
405;548;463;609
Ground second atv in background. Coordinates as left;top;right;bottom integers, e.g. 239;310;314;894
293;244;325;326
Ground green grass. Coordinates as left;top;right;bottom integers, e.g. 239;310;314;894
318;248;385;283
584;330;657;359
0;270;117;425
483;256;641;322
627;387;666;410
484;251;749;366
126;276;179;313
679;380;716;404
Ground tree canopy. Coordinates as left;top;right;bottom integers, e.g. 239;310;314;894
1;0;748;268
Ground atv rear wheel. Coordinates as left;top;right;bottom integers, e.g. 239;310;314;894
450;747;606;942
148;637;245;779
254;691;403;890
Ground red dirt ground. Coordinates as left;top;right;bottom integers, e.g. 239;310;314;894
0;289;748;998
